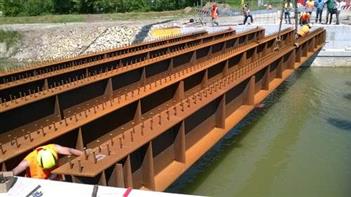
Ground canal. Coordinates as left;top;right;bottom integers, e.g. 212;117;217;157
167;67;351;197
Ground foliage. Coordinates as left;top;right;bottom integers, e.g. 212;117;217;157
1;0;204;16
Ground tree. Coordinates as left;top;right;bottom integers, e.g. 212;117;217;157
53;0;76;14
3;0;24;16
23;0;54;16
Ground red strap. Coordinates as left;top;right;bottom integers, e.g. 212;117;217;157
123;187;132;197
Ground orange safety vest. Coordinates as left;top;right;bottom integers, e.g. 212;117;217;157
300;12;310;22
211;6;218;19
24;144;58;179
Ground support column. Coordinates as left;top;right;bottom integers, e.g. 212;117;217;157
262;43;268;56
107;163;125;187
98;171;107;186
315;35;319;47
124;155;133;188
276;59;283;79
288;50;296;69
86;68;89;77
239;52;247;66
234;38;239;47
190;51;197;64
134;100;142;123
245;76;255;105
303;44;308;56
43;78;49;90
54;95;63;119
104;78;113;99
141;67;146;85
252;47;258;61
223;60;229;77
215;95;226;129
263;66;271;90
175;81;185;102
310;38;315;52
142;142;155;190
295;47;301;63
208;46;213;58
201;70;208;88
168;58;174;73
174;121;186;163
75;127;84;151
146;51;151;59
222;41;228;52
1;163;7;171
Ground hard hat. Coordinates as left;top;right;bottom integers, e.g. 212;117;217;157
36;148;58;169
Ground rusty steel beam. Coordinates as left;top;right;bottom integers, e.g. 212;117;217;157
0;28;268;141
52;37;298;178
0;27;325;191
0;28;295;164
0;31;209;83
51;28;325;186
0;28;285;113
0;30;233;100
2;28;294;162
0;28;257;106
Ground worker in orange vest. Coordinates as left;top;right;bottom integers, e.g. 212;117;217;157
300;11;310;25
12;144;83;179
211;3;219;26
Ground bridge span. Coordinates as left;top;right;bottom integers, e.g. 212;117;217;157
0;26;325;191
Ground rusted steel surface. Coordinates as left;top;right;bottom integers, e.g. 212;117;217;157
0;27;296;160
0;27;326;191
0;28;266;144
0;28;247;111
0;31;208;82
0;30;231;101
0;28;290;162
52;28;302;177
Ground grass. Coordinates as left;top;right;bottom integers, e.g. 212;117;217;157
0;30;21;49
0;58;26;72
0;3;287;25
225;0;286;10
0;10;189;24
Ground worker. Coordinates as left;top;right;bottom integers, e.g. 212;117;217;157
305;0;315;15
300;11;310;25
12;144;83;179
211;3;219;26
242;3;254;25
297;24;311;38
314;0;325;23
284;0;293;24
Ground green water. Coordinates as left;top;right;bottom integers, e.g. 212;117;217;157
167;68;351;197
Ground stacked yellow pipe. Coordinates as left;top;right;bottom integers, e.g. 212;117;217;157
151;27;182;39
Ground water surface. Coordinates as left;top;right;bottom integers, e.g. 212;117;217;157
167;68;351;197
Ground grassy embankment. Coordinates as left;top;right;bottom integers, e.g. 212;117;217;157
0;10;189;24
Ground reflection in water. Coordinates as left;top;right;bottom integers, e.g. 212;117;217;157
344;93;351;100
167;68;351;197
327;118;351;131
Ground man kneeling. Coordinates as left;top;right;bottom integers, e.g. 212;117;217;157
12;144;83;179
